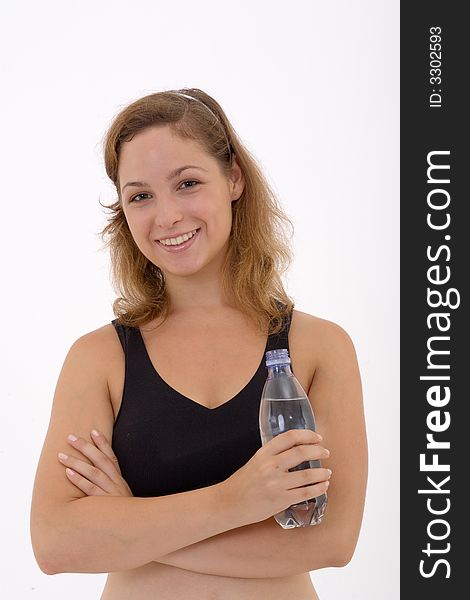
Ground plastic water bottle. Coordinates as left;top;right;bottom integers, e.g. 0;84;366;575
259;348;328;528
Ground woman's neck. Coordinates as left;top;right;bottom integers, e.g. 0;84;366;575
164;270;231;315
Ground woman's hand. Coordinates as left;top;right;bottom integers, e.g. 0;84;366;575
57;429;133;497
222;428;331;526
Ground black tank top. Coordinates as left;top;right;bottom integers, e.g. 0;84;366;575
111;308;293;497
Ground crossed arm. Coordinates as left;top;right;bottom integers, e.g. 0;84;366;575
57;429;356;579
51;319;367;578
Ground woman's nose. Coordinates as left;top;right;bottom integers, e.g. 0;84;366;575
153;196;184;230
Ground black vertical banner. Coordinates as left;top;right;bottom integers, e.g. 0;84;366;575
401;3;467;598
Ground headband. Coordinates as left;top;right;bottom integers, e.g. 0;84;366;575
169;91;232;161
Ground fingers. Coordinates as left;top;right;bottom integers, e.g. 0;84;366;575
63;467;107;496
58;432;134;498
65;433;122;485
284;466;331;505
90;429;123;476
58;451;116;494
281;443;330;471
287;478;330;503
285;467;332;491
264;429;323;456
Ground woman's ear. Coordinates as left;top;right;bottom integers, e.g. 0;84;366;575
229;155;245;201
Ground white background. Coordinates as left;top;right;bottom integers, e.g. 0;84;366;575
0;1;399;598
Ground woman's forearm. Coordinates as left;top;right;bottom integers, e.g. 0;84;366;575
153;513;343;579
32;483;241;575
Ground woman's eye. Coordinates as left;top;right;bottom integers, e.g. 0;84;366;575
180;180;199;190
130;193;151;203
129;182;198;203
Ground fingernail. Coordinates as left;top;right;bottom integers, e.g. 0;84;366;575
67;434;78;442
325;480;330;487
66;468;75;476
327;469;332;476
58;452;68;461
91;429;99;437
316;433;323;440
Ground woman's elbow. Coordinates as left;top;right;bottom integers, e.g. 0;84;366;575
31;515;70;575
329;534;358;568
31;532;61;575
330;547;354;568
32;537;80;575
35;553;60;576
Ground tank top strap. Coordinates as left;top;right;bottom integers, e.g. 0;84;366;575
112;318;157;381
265;306;293;353
111;319;130;352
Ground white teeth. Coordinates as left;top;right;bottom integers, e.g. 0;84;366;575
159;229;198;246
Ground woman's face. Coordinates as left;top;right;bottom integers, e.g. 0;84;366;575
118;125;244;280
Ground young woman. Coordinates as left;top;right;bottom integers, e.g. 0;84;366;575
30;88;368;600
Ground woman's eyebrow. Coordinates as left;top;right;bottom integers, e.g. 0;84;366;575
121;165;207;193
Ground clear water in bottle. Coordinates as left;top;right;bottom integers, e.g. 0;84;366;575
259;348;328;528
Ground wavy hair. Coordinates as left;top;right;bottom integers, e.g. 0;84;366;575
100;88;294;334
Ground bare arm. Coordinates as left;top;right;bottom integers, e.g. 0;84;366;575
150;316;368;577
155;513;343;578
56;316;367;579
30;323;334;576
30;328;242;575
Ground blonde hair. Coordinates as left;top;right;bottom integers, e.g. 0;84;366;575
100;88;295;335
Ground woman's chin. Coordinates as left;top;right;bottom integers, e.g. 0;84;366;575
157;260;206;279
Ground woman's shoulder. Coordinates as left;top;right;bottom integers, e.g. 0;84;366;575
66;322;125;412
292;308;353;339
70;321;121;347
65;322;124;369
290;309;360;396
290;309;357;363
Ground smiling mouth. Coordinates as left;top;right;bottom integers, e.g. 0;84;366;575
157;228;200;246
156;227;201;250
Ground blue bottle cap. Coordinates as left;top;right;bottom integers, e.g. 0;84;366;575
265;348;291;367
